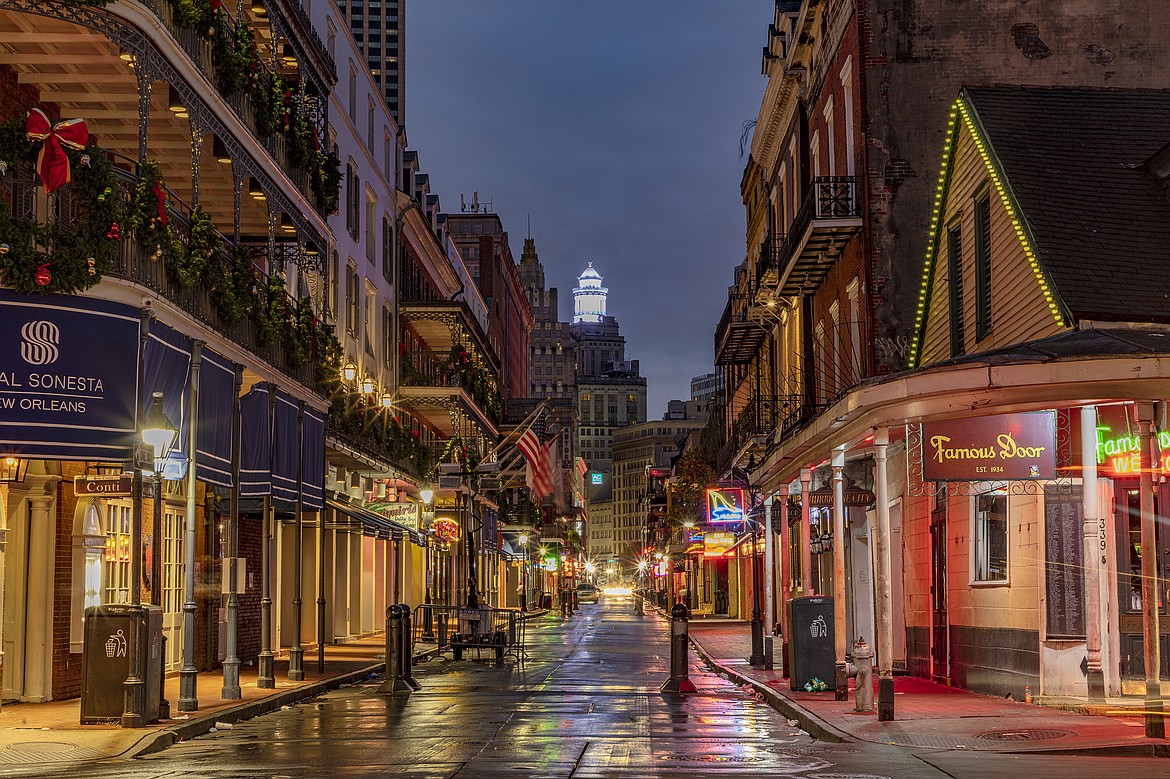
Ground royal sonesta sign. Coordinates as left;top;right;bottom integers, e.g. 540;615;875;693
922;411;1056;481
0;294;140;461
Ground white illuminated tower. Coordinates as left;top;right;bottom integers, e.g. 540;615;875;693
573;262;608;324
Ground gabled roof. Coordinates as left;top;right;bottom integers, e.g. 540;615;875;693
910;85;1170;367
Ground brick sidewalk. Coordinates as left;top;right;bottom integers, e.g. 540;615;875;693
688;622;1169;757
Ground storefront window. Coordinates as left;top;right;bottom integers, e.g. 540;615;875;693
104;500;132;603
973;490;1008;583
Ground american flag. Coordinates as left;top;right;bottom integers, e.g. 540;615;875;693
518;414;552;499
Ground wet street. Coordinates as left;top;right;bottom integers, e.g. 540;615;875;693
18;600;1170;778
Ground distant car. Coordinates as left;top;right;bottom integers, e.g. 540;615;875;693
576;583;600;604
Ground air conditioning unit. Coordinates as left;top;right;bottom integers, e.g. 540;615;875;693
438;474;462;490
478;476;500;492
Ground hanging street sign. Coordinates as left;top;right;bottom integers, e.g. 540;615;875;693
74;473;133;497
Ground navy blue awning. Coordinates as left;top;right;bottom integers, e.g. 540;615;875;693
240;384;271;497
195;348;236;488
142;322;192;479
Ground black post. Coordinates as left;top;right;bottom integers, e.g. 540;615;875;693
660;603;696;693
748;526;765;667
377;605;410;694
466;482;480;609
289;402;305;681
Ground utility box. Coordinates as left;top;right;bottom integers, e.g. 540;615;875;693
81;604;163;724
787;596;835;692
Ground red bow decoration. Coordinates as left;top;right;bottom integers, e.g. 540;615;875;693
25;109;88;194
152;180;168;227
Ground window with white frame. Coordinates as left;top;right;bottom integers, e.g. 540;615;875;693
840;56;856;176
104;500;133;604
973;489;1008;583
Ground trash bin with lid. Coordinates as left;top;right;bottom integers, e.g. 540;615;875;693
787;596;835;692
81;604;163;724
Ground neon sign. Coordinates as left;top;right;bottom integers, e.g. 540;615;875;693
432;517;461;542
1096;425;1170;477
706;488;746;524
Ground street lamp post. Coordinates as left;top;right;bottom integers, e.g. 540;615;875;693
420;484;435;637
748;517;765;667
519;534;529;612
124;392;178;728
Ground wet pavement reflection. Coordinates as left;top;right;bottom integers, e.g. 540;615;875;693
20;600;1161;778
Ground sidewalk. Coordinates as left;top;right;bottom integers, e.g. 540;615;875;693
0;609;549;770
688;621;1170;758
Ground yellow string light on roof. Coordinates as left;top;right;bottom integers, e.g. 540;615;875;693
908;95;1066;368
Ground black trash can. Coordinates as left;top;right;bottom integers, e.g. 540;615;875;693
81;604;163;724
787;596;835;692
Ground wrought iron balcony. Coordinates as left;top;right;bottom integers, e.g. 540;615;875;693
753;232;785;298
715;394;796;474
398;349;501;437
325;396;432;478
0;159;330;394
774;176;863;297
714;293;767;366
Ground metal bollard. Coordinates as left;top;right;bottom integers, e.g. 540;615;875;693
660;603;697;693
560;589;569;618
377;605;411;694
846;636;874;712
400;604;421;691
437;613;449;649
635;588;645;616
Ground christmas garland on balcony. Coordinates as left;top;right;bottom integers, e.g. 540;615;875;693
0;116;120;294
436;436;484;473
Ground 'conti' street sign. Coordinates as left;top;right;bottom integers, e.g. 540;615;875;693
74;474;133;496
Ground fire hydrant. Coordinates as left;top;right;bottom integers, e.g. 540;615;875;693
847;636;874;713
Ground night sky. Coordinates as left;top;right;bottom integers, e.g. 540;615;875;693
407;1;768;416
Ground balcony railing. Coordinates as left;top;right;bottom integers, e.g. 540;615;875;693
714;293;767;366
715;394;800;473
325;397;432;478
400;350;503;427
0;158;328;393
754;231;785;295
774;175;862;297
135;0;322;204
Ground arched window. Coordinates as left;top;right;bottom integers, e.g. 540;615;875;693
70;498;109;653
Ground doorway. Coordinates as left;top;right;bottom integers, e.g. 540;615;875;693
162;503;185;670
714;557;729;615
930;499;950;684
1114;483;1170;693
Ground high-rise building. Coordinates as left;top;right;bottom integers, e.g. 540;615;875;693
571;263;647;473
446;212;532;400
520;238;576;402
690;373;720;404
339;0;405;124
608;410;707;568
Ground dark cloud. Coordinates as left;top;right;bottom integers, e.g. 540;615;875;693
408;1;766;415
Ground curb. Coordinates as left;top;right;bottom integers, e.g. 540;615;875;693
688;636;849;744
689;637;1170;758
127;661;386;759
